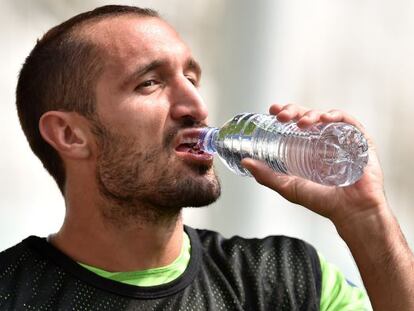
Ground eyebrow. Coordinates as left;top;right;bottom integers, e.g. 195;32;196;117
121;57;202;89
185;58;202;79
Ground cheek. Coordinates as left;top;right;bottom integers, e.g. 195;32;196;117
127;100;169;143
132;109;167;140
108;106;165;131
97;92;170;145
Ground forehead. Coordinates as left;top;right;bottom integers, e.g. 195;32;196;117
83;15;190;67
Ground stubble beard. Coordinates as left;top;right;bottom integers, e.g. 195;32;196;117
92;120;221;228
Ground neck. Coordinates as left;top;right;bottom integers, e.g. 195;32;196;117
50;193;184;272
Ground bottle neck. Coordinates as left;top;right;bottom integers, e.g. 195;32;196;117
198;127;219;154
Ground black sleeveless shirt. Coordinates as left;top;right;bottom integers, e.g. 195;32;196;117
0;226;321;310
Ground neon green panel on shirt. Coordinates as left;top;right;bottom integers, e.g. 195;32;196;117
318;253;372;310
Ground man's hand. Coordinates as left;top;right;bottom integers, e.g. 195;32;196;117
241;103;386;230
242;103;414;310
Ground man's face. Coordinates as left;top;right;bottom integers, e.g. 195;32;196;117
90;16;220;219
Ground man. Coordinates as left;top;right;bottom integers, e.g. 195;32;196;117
0;4;413;310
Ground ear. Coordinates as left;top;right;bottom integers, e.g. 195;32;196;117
39;111;91;159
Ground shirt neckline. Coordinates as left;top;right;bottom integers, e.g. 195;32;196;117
23;226;201;299
78;232;191;286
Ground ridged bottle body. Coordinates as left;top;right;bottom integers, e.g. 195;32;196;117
200;113;369;186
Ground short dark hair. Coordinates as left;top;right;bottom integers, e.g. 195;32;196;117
15;5;159;194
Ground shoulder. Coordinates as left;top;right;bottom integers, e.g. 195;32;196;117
0;237;36;266
188;227;322;308
193;227;319;264
0;237;46;287
190;226;321;283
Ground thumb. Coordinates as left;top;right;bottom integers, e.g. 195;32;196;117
241;158;324;208
241;158;300;201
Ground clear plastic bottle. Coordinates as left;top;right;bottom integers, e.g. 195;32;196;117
198;113;369;186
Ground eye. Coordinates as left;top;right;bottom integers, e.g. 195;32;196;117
140;80;159;88
135;79;161;94
186;76;199;87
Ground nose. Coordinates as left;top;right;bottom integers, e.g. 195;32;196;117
169;76;208;123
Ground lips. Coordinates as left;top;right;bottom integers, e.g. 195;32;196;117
174;128;214;164
174;128;203;151
175;135;203;154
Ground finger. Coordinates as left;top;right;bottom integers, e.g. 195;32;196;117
274;104;308;122
269;103;284;115
296;110;323;128
320;110;345;122
320;109;369;141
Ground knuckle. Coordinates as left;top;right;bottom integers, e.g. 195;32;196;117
327;109;342;114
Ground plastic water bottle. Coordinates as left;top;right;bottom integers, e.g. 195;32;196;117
198;113;369;186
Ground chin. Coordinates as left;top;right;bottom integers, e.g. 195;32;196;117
184;161;214;176
172;168;221;208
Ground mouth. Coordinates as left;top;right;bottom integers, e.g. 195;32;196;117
175;138;203;154
174;129;214;165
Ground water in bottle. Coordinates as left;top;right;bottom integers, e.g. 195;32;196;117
198;113;369;186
